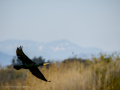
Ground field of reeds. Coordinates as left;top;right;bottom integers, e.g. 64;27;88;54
0;53;120;90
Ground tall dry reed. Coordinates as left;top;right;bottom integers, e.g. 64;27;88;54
1;54;120;90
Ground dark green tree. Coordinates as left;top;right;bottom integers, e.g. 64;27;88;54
32;56;45;64
12;56;46;64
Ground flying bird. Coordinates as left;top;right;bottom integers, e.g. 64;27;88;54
13;46;51;82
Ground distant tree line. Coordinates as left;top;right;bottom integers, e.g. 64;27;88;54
11;56;49;65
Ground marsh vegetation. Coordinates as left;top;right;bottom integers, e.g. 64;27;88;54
0;53;120;90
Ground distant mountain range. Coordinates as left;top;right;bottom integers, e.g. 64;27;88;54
0;51;13;66
0;39;104;66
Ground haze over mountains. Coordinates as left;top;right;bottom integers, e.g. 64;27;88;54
0;39;104;66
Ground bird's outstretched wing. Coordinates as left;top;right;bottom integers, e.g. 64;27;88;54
29;67;51;82
16;46;35;64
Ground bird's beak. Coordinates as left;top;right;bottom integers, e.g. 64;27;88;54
43;63;50;66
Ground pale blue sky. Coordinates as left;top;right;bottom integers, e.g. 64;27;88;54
0;0;120;52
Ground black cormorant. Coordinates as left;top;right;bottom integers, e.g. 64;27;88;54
13;46;51;82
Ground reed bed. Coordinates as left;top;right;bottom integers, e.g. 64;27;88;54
1;54;120;90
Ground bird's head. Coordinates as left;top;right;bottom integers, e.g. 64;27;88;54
36;62;50;67
43;63;50;66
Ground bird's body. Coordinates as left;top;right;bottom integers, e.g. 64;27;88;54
13;46;51;82
13;63;36;69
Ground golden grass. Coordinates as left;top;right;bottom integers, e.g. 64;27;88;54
1;54;120;90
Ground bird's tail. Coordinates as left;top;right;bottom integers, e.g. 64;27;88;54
13;65;22;70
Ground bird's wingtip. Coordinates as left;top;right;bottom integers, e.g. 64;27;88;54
47;81;51;82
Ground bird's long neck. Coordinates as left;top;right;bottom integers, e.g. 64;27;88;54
36;63;43;67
